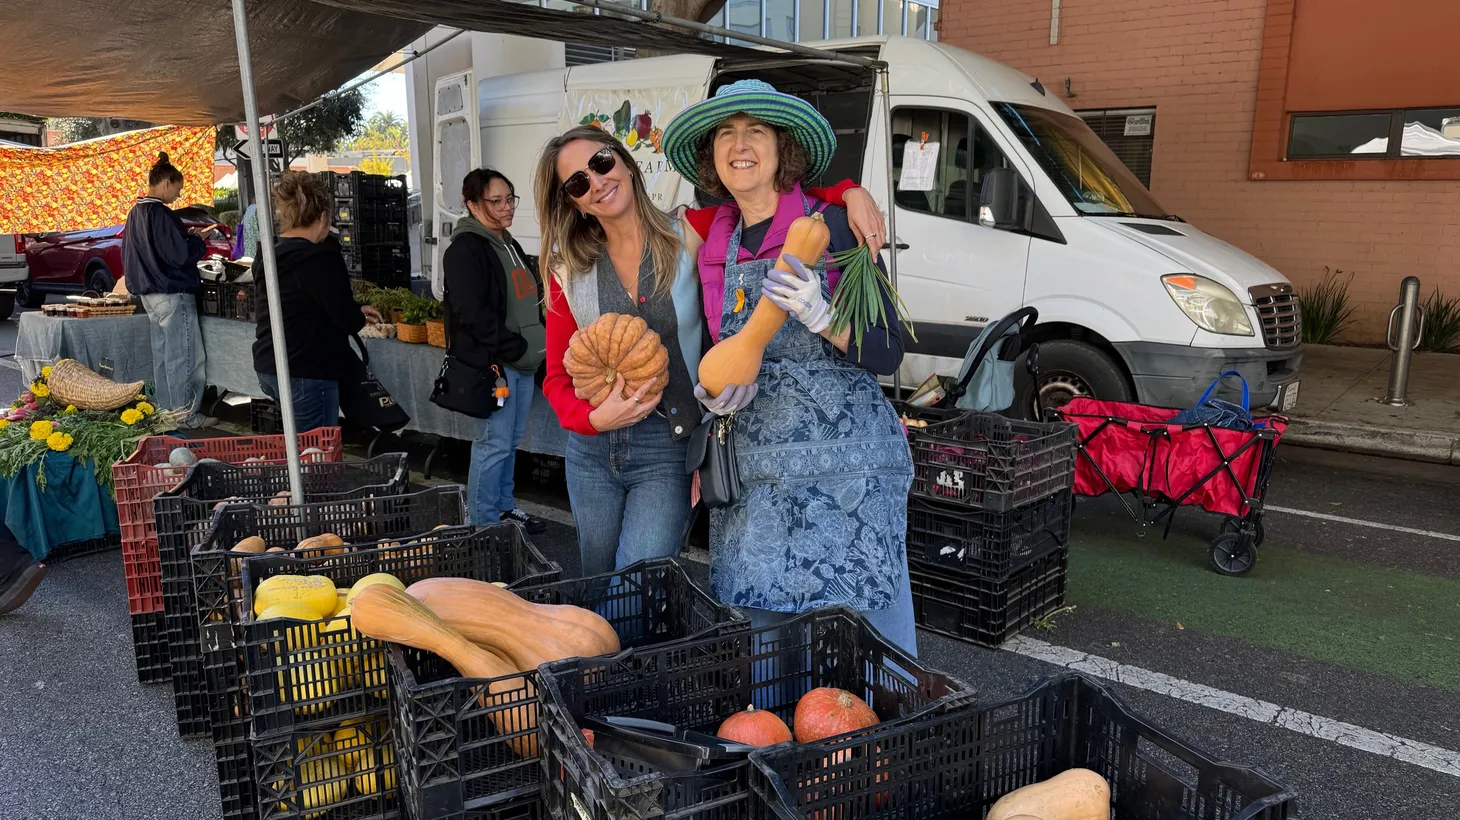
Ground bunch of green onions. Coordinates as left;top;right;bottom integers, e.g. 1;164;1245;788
815;244;917;355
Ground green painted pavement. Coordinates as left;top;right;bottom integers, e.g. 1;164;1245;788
1066;529;1460;692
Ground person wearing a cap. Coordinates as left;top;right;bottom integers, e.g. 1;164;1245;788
535;120;884;579
662;79;916;656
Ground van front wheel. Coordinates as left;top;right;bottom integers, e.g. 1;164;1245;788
1015;339;1132;417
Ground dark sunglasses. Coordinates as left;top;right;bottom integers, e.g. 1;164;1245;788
561;147;617;199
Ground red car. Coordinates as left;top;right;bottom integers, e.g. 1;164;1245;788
13;206;233;312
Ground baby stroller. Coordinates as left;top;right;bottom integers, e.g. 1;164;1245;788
904;306;1042;420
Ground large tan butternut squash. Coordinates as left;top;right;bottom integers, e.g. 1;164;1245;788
986;768;1110;820
407;576;619;657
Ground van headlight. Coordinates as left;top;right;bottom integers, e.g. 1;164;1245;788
1161;274;1254;336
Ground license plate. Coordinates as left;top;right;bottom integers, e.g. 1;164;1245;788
1278;381;1300;413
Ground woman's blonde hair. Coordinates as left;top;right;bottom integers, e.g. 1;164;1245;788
272;171;332;232
533;126;680;296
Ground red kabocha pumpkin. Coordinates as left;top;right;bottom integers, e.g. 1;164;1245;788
793;688;879;743
716;704;792;747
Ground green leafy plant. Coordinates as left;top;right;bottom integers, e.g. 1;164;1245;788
400;296;442;326
814;245;917;354
1418;289;1460;353
368;287;413;314
1298;266;1356;345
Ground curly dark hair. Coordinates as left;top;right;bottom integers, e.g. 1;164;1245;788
693;122;811;198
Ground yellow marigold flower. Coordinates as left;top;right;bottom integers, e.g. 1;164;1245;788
31;382;50;398
136;402;155;415
120;408;143;425
29;420;53;440
135;394;146;401
40;366;52;379
0;419;9;430
46;432;73;452
64;405;76;414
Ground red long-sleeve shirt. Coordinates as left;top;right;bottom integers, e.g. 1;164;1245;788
543;180;859;436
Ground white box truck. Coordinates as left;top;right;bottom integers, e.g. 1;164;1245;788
0;233;28;319
432;36;1301;414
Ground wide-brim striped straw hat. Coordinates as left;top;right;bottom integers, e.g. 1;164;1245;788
662;79;835;191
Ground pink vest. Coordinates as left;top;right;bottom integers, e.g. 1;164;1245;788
697;184;841;340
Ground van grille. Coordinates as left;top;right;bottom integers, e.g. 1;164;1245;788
1250;284;1301;350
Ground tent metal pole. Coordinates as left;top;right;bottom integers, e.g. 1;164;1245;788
231;0;304;504
880;67;902;399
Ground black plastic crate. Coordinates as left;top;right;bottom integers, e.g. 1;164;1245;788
389;558;749;820
44;533;119;563
253;713;399;820
750;672;1297;820
252;400;282;435
910;412;1076;513
334;197;407;226
537;608;974;820
906;491;1071;582
241;524;560;736
199;282;225;318
462;797;543;820
317;171;408;201
909;548;1068;648
343;242;409;280
154;456;413;737
131;610;171;684
339;221;407;246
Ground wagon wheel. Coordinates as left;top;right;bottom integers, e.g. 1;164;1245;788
1221;516;1266;547
1208;532;1256;576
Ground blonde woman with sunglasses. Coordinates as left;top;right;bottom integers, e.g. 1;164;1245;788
535;125;885;576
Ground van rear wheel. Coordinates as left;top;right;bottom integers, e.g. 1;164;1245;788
1015;339;1132;417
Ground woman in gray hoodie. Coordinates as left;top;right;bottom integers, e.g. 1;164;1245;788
443;169;547;533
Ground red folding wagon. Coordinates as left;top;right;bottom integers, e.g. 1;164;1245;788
1052;397;1287;576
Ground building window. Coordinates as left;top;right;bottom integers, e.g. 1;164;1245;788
1288;107;1460;160
890;107;1009;221
1078;108;1156;187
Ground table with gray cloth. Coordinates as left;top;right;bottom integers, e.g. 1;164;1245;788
15;312;568;457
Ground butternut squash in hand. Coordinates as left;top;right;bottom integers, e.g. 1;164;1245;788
986;768;1110;820
350;584;540;757
407;577;619;657
697;212;831;398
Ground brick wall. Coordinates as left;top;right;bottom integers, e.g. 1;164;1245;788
939;0;1460;342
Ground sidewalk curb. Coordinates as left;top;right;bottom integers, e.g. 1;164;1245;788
1285;417;1460;465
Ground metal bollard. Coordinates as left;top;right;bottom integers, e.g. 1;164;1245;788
1381;276;1424;406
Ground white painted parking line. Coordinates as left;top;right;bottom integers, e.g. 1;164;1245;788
1005;636;1460;779
1267;503;1460;543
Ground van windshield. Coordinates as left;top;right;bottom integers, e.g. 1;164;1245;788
994;103;1172;219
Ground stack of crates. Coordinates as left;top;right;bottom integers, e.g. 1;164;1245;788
316;171;410;289
905;411;1078;646
112;430;344;685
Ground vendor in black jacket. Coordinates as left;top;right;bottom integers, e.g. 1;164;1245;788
253;172;383;432
122;152;208;427
443;168;546;533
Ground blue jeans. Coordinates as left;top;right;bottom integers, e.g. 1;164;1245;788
140;293;205;426
469;367;534;524
567;415;693;577
257;373;340;433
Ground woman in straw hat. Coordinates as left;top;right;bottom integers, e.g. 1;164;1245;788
534;123;884;579
661;80;915;655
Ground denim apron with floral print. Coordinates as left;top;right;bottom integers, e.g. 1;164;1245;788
708;203;914;614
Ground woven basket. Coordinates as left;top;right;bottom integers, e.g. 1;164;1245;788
49;358;145;411
426;319;446;348
397;322;427;344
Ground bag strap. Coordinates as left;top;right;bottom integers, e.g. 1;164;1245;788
1196;370;1249;411
349;333;370;369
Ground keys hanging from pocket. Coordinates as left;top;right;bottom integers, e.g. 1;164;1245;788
492;365;509;408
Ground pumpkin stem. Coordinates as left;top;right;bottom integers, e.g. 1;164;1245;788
837;691;854;707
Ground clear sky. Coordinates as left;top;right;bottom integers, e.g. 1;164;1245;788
361;69;409;124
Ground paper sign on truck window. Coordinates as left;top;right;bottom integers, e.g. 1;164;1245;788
898;140;940;192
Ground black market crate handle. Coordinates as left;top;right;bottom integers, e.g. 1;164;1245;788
237;523;561;735
750;671;1297;820
536;608;976;820
910;411;1077;513
387;557;748;820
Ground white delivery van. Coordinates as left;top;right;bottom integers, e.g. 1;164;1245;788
0;233;28;319
432;36;1301;414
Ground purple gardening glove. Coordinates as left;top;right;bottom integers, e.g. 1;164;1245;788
694;382;757;416
762;254;832;333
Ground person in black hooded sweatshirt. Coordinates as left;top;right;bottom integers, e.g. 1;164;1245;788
252;172;382;431
122;152;208;427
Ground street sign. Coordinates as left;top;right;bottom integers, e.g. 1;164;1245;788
235;138;284;160
234;120;277;141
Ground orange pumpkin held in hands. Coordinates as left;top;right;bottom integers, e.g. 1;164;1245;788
697;213;831;398
793;687;879;743
564;313;669;407
716;704;792;747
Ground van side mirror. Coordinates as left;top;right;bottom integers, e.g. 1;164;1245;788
978;168;1022;229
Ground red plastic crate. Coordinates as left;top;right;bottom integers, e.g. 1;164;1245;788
114;429;342;616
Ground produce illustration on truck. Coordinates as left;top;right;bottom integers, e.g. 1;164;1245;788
581;100;664;152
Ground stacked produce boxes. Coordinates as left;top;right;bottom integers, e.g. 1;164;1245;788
905;411;1078;646
316;171;411;289
112;430;343;684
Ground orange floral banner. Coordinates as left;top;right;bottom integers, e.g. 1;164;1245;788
0;126;215;234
